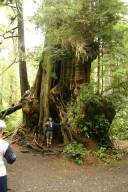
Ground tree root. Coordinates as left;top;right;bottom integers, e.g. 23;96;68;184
26;142;44;153
26;142;62;155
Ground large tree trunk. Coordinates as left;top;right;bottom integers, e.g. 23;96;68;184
21;42;98;145
1;41;115;147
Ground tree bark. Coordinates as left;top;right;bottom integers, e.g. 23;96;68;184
17;0;29;96
23;43;97;144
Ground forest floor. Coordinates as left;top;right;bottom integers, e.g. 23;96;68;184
7;141;128;192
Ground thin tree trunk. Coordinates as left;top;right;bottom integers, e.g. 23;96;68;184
0;64;3;106
101;62;104;94
17;0;29;96
97;39;101;94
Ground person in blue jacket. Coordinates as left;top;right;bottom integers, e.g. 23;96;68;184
45;117;59;147
0;120;16;192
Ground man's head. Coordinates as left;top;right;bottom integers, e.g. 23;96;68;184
48;117;53;122
0;120;6;135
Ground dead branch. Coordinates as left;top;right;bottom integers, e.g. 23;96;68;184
0;103;22;119
0;27;18;40
0;88;32;119
2;132;12;140
3;2;17;9
3;35;19;39
4;27;18;35
9;15;17;25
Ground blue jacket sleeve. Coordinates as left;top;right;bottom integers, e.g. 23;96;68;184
4;145;16;164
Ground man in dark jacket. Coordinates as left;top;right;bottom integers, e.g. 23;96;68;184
45;117;58;147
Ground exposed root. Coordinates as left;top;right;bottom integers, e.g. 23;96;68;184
33;133;44;150
26;142;62;155
11;127;63;155
26;142;44;153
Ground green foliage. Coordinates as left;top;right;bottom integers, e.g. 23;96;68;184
96;146;107;160
5;110;22;133
96;147;124;163
63;142;87;165
85;114;110;146
1;0;127;149
67;84;115;146
27;46;43;68
80;84;95;103
34;0;126;65
68;84;106;128
68;84;96;130
80;84;103;104
110;106;128;140
94;115;110;132
0;58;20;109
67;102;81;129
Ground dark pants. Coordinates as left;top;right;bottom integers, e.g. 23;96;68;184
0;176;7;192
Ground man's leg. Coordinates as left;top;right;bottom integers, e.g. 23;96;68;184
49;131;53;146
46;132;51;147
0;176;8;192
46;131;49;147
46;137;49;147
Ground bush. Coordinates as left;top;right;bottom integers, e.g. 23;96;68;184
5;110;22;133
110;106;128;140
67;84;114;146
97;147;107;160
63;142;87;165
67;84;99;133
67;102;81;129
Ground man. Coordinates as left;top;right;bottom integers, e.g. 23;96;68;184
0;120;16;192
45;117;58;147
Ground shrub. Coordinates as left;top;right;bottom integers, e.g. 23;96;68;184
63;142;87;165
110;106;128;140
5;111;22;133
96;146;107;160
67;84;114;146
67;102;81;129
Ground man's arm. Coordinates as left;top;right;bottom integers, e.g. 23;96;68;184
4;145;16;164
54;122;61;128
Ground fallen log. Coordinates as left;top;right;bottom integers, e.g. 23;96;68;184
0;90;31;119
0;103;22;119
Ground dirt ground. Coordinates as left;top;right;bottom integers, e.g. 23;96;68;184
6;144;128;192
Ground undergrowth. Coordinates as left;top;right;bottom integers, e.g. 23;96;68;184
5;110;22;133
63;142;87;165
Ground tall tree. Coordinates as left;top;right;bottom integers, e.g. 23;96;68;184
0;0;29;97
19;0;126;143
16;0;29;96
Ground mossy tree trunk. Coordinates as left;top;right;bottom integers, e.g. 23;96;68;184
21;41;98;144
